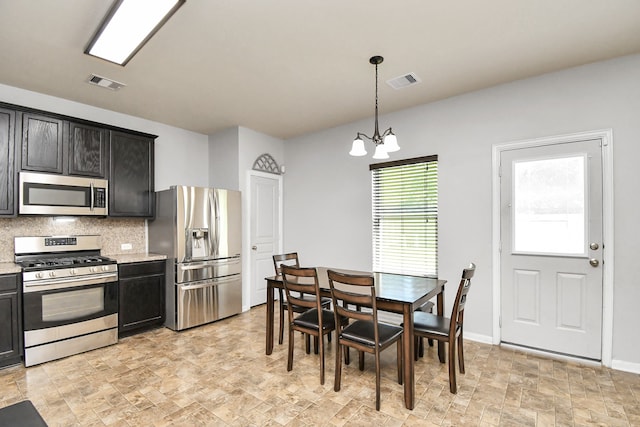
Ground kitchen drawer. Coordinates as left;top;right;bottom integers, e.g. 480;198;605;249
0;274;18;293
119;260;165;277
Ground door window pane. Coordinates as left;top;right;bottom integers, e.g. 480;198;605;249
513;155;585;254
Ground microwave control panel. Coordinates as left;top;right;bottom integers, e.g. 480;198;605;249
94;188;107;208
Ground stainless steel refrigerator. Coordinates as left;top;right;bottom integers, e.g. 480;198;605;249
148;186;242;330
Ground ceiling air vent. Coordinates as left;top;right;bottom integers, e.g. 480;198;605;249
386;72;421;90
87;74;126;90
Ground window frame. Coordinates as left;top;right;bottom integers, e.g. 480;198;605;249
370;155;438;277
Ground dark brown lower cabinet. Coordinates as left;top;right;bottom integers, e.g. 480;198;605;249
118;260;165;337
0;274;22;368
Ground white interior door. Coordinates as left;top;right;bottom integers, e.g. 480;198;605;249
500;139;603;360
249;173;281;307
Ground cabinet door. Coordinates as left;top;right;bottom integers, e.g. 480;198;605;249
0;274;21;367
20;112;64;173
109;131;155;217
119;273;165;334
0;108;15;216
69;122;108;178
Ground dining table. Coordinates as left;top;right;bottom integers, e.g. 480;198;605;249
265;266;446;410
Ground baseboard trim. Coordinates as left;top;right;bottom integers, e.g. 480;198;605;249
463;332;493;345
611;359;640;374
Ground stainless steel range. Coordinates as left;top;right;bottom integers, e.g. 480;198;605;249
15;235;118;367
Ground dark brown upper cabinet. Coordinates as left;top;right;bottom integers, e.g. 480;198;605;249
0;108;15;216
19;114;109;179
109;131;155;218
20;112;64;174
3;101;156;218
68;122;108;178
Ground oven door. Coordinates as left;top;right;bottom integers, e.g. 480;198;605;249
23;281;118;332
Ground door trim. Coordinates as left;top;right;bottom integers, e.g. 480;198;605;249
245;170;283;310
492;129;614;366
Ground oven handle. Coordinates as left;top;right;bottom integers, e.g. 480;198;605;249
23;272;118;293
179;275;239;291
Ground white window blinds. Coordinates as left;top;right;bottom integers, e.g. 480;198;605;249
371;155;438;276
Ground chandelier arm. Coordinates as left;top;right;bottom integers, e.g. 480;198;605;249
380;127;394;138
356;132;374;142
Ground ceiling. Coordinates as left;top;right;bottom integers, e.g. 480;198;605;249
1;0;640;140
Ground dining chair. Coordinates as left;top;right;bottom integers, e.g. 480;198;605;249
273;253;331;349
410;263;475;394
327;269;403;411
281;265;343;385
415;300;435;357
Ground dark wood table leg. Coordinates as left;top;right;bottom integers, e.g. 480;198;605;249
266;279;275;355
402;304;415;410
437;285;445;363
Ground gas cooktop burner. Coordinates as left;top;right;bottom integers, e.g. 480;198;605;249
20;256;113;269
15;235;117;275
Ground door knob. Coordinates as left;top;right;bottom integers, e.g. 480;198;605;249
589;258;599;267
251;245;257;251
589;242;599;250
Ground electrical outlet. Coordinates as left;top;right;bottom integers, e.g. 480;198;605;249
121;243;133;251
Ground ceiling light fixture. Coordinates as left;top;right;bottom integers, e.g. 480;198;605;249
349;55;400;160
85;0;185;66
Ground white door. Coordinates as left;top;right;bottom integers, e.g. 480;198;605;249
500;139;603;360
249;173;281;306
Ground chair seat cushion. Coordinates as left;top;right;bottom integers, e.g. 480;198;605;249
412;311;451;337
341;320;403;347
284;296;331;312
293;308;338;331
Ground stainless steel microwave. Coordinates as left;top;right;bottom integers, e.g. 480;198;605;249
19;172;108;216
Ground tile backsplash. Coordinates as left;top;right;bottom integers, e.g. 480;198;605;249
0;217;146;262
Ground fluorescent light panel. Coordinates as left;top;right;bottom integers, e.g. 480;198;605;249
86;0;184;65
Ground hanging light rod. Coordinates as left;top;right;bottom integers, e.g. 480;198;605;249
85;0;185;66
349;55;400;159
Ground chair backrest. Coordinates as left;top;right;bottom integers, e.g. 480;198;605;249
273;252;300;276
449;263;476;335
280;265;321;311
327;269;380;340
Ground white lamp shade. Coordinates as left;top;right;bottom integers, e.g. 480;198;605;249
372;144;389;159
383;133;400;152
349;138;367;156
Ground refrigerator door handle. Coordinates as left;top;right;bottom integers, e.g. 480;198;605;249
179;275;239;291
179;259;240;270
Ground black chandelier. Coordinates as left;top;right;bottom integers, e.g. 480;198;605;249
349;55;399;159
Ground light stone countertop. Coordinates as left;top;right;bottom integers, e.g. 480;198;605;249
107;253;167;264
0;262;22;275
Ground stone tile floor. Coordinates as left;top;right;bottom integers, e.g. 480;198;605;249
1;306;639;426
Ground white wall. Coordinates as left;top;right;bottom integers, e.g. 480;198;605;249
237;127;284;311
209;127;240;190
208;126;286;311
0;83;210;191
283;54;640;368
